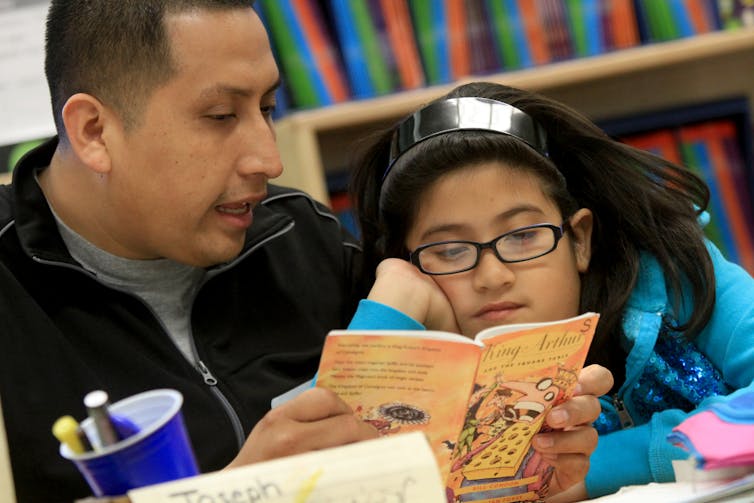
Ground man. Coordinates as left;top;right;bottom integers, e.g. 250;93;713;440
0;1;377;500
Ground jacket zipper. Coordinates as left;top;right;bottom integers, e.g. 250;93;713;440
197;360;245;448
612;394;635;429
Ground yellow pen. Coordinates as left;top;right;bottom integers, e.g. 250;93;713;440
52;415;88;454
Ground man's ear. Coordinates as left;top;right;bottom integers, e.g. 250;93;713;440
568;208;593;273
61;93;117;174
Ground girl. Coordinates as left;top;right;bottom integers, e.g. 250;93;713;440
347;82;754;499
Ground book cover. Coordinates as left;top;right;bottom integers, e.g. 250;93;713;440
316;312;599;502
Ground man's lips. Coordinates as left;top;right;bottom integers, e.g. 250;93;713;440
216;202;251;215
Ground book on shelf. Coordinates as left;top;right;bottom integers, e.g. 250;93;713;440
604;96;754;276
465;0;501;76
446;0;472;80
409;0;453;84
634;0;720;43
377;0;426;89
328;0;392;99
315;312;599;502
679;121;754;274
517;0;553;65
257;0;349;109
542;0;575;61
604;0;641;50
565;0;640;57
485;0;533;69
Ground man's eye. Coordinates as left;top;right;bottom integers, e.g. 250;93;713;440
261;103;277;117
207;113;236;121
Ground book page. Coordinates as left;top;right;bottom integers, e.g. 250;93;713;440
446;313;598;502
316;330;482;480
128;431;445;503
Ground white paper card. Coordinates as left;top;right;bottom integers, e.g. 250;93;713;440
128;431;446;503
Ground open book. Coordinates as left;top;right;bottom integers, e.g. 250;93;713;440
315;312;599;502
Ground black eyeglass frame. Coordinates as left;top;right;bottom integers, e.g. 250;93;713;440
409;223;568;276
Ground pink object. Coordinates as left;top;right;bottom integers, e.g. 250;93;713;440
669;396;754;470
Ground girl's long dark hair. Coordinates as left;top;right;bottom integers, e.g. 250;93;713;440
349;82;715;374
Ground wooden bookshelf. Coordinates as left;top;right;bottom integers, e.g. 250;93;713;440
273;29;754;205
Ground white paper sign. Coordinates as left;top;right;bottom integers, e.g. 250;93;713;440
0;1;55;146
128;432;446;503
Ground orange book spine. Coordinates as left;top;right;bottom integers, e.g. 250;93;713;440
291;0;349;102
610;0;640;49
446;0;471;80
517;0;551;65
621;130;683;164
684;0;713;34
694;123;754;273
380;0;425;89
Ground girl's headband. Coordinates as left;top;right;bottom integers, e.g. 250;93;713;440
380;97;549;201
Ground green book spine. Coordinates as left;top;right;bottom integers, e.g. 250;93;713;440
259;0;318;107
409;0;439;84
565;0;587;56
350;0;394;94
646;0;679;41
679;142;725;251
486;0;520;69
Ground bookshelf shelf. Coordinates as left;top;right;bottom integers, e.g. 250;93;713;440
274;29;754;204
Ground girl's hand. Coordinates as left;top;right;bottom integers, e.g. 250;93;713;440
539;364;614;502
367;258;461;334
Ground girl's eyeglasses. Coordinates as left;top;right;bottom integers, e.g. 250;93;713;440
409;223;567;275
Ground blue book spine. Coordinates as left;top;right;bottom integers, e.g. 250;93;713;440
690;141;739;263
505;0;533;68
584;0;603;55
329;0;375;98
278;0;332;105
431;0;451;83
669;0;695;37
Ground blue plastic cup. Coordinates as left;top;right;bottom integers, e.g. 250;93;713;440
60;389;199;497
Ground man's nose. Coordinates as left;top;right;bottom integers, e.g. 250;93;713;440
236;119;283;179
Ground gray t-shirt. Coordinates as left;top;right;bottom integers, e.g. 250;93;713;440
51;208;205;362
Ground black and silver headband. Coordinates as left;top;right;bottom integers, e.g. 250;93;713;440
380;97;549;203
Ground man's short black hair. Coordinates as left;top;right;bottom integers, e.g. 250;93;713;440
45;0;255;139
